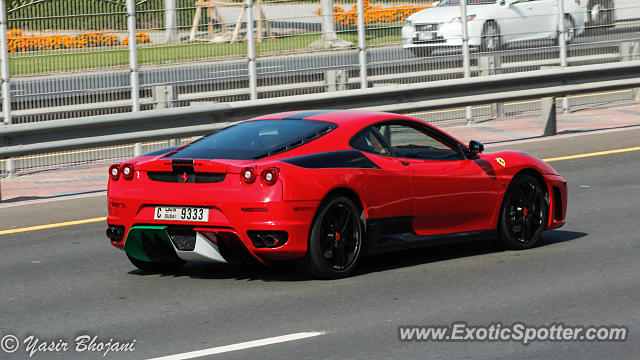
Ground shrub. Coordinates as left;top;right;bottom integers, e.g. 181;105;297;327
316;1;432;27
6;29;151;53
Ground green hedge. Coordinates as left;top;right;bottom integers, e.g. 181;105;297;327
6;0;207;31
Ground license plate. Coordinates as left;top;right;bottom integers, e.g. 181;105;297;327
154;206;209;222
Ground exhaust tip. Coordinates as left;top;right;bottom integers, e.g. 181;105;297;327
106;225;125;243
247;231;288;248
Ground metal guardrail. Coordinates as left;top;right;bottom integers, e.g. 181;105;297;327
2;60;640;159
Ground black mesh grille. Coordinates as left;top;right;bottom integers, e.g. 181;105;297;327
168;229;196;251
147;172;226;183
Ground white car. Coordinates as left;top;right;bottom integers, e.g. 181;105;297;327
581;0;640;26
402;0;585;55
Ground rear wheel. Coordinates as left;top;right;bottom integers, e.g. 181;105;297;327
127;254;185;273
589;0;614;28
297;196;364;279
498;174;548;250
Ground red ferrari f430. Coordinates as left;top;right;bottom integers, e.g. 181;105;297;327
106;110;567;278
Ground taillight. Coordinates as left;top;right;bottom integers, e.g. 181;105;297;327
241;167;257;183
109;164;120;181
121;164;135;180
261;168;279;186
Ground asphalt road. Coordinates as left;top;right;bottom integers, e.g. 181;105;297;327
0;128;639;359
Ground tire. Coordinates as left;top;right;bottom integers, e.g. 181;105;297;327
297;196;364;279
127;254;185;273
497;174;549;250
410;47;433;58
481;21;501;52
558;15;576;45
589;0;614;28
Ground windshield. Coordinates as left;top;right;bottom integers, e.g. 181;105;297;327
167;120;336;160
437;0;496;5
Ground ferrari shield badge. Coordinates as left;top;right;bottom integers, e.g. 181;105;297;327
495;158;506;167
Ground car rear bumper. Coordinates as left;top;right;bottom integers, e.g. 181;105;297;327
107;198;320;263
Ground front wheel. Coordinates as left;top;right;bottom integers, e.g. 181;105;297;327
481;21;501;52
558;15;576;45
498;174;548;250
410;47;433;58
297;196;364;279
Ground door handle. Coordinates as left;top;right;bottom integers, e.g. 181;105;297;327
400;161;410;166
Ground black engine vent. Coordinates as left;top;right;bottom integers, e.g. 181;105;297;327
167;229;196;251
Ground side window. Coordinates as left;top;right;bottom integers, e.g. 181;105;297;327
351;128;391;155
375;123;460;160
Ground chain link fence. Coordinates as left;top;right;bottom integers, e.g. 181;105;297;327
1;0;640;175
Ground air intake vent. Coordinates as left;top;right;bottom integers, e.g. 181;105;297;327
148;172;226;183
167;229;196;251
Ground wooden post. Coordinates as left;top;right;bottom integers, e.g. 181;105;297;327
189;6;202;41
231;6;246;43
190;1;270;42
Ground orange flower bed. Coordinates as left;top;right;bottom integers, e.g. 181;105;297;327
7;29;151;53
316;1;432;26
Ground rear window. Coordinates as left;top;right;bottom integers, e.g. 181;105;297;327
167;120;336;160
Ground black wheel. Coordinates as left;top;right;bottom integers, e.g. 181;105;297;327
558;15;576;45
498;174;549;250
481;21;501;52
297;196;364;279
127;254;185;273
410;47;433;58
588;0;614;28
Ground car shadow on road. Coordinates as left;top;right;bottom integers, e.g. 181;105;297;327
128;261;309;282
128;230;587;281
353;230;588;277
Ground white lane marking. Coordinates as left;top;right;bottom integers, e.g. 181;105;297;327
146;332;326;360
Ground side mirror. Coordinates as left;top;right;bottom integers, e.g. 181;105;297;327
468;140;484;155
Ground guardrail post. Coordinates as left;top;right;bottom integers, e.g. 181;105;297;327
0;0;14;180
127;0;142;156
479;55;503;118
620;42;640;101
557;0;569;114
325;70;347;92
542;97;557;136
246;0;258;100
153;85;177;109
164;0;178;43
460;0;473;124
356;0;367;89
127;0;140;112
0;0;10;126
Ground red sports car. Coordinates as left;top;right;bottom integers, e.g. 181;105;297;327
106;110;567;278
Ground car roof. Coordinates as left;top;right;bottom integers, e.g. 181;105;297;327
247;110;416;129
